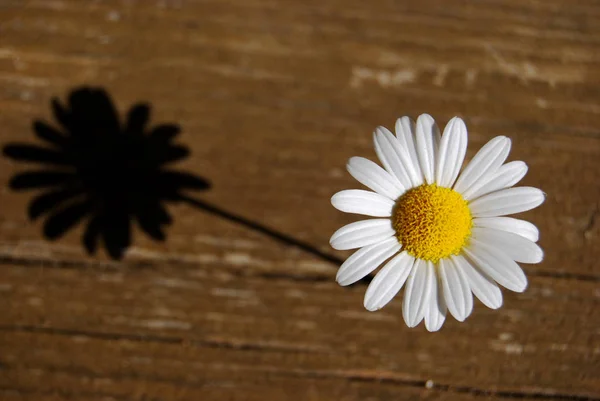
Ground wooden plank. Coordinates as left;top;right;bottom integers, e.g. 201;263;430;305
0;0;599;400
0;0;598;275
0;263;598;399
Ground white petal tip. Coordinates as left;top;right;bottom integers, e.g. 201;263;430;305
449;307;472;322
395;116;412;125
403;313;425;328
479;291;503;310
374;126;387;136
363;296;376;311
496;136;511;149
528;249;544;264
345;158;356;172
402;312;420;328
329;233;339;248
364;302;381;312
489;301;502;310
514;160;528;169
448;116;465;126
335;272;349;286
425;314;446;331
516;284;528;293
425;324;443;332
329;241;344;251
336;277;351;287
510;280;528;293
330;193;340;207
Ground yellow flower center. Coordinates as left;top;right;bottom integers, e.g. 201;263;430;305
393;184;472;263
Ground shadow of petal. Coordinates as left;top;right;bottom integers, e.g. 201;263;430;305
29;187;85;220
43;199;93;239
160;170;211;191
151;170;211;201
67;88;121;135
154;202;173;225
153;145;190;165
10;171;76;190
4;144;72;166
51;98;71;132
135;202;167;241
83;214;103;255
103;211;131;260
126;104;150;135
149;124;181;142
33;121;68;148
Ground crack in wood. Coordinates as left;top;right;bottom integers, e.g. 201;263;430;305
0;250;598;285
0;325;596;401
0;325;330;354
0;386;131;401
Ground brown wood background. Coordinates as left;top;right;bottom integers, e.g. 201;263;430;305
1;0;599;400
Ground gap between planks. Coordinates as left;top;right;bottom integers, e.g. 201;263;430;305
0;325;597;401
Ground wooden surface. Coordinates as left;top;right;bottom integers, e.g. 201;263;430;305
1;0;599;400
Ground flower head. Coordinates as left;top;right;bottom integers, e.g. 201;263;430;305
330;114;544;331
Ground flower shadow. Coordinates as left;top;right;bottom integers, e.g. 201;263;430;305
3;87;210;259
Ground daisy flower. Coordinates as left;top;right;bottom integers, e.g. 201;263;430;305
330;114;544;331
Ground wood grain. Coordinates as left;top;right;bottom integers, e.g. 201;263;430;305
1;262;598;400
0;0;599;400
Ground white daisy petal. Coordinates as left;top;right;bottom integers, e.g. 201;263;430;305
415;114;441;184
395;117;423;184
463;161;528;201
376;122;421;188
336;237;401;286
346;156;405;200
469;187;545;217
471;227;544;264
402;260;434;328
330;219;395;251
374;127;419;188
436;117;468;188
474;217;539;242
364;251;414;311
439;258;473;322
373;127;411;188
453;254;502;309
424;273;447;332
453;136;511;194
331;189;396;217
463;239;528;293
373;130;394;179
